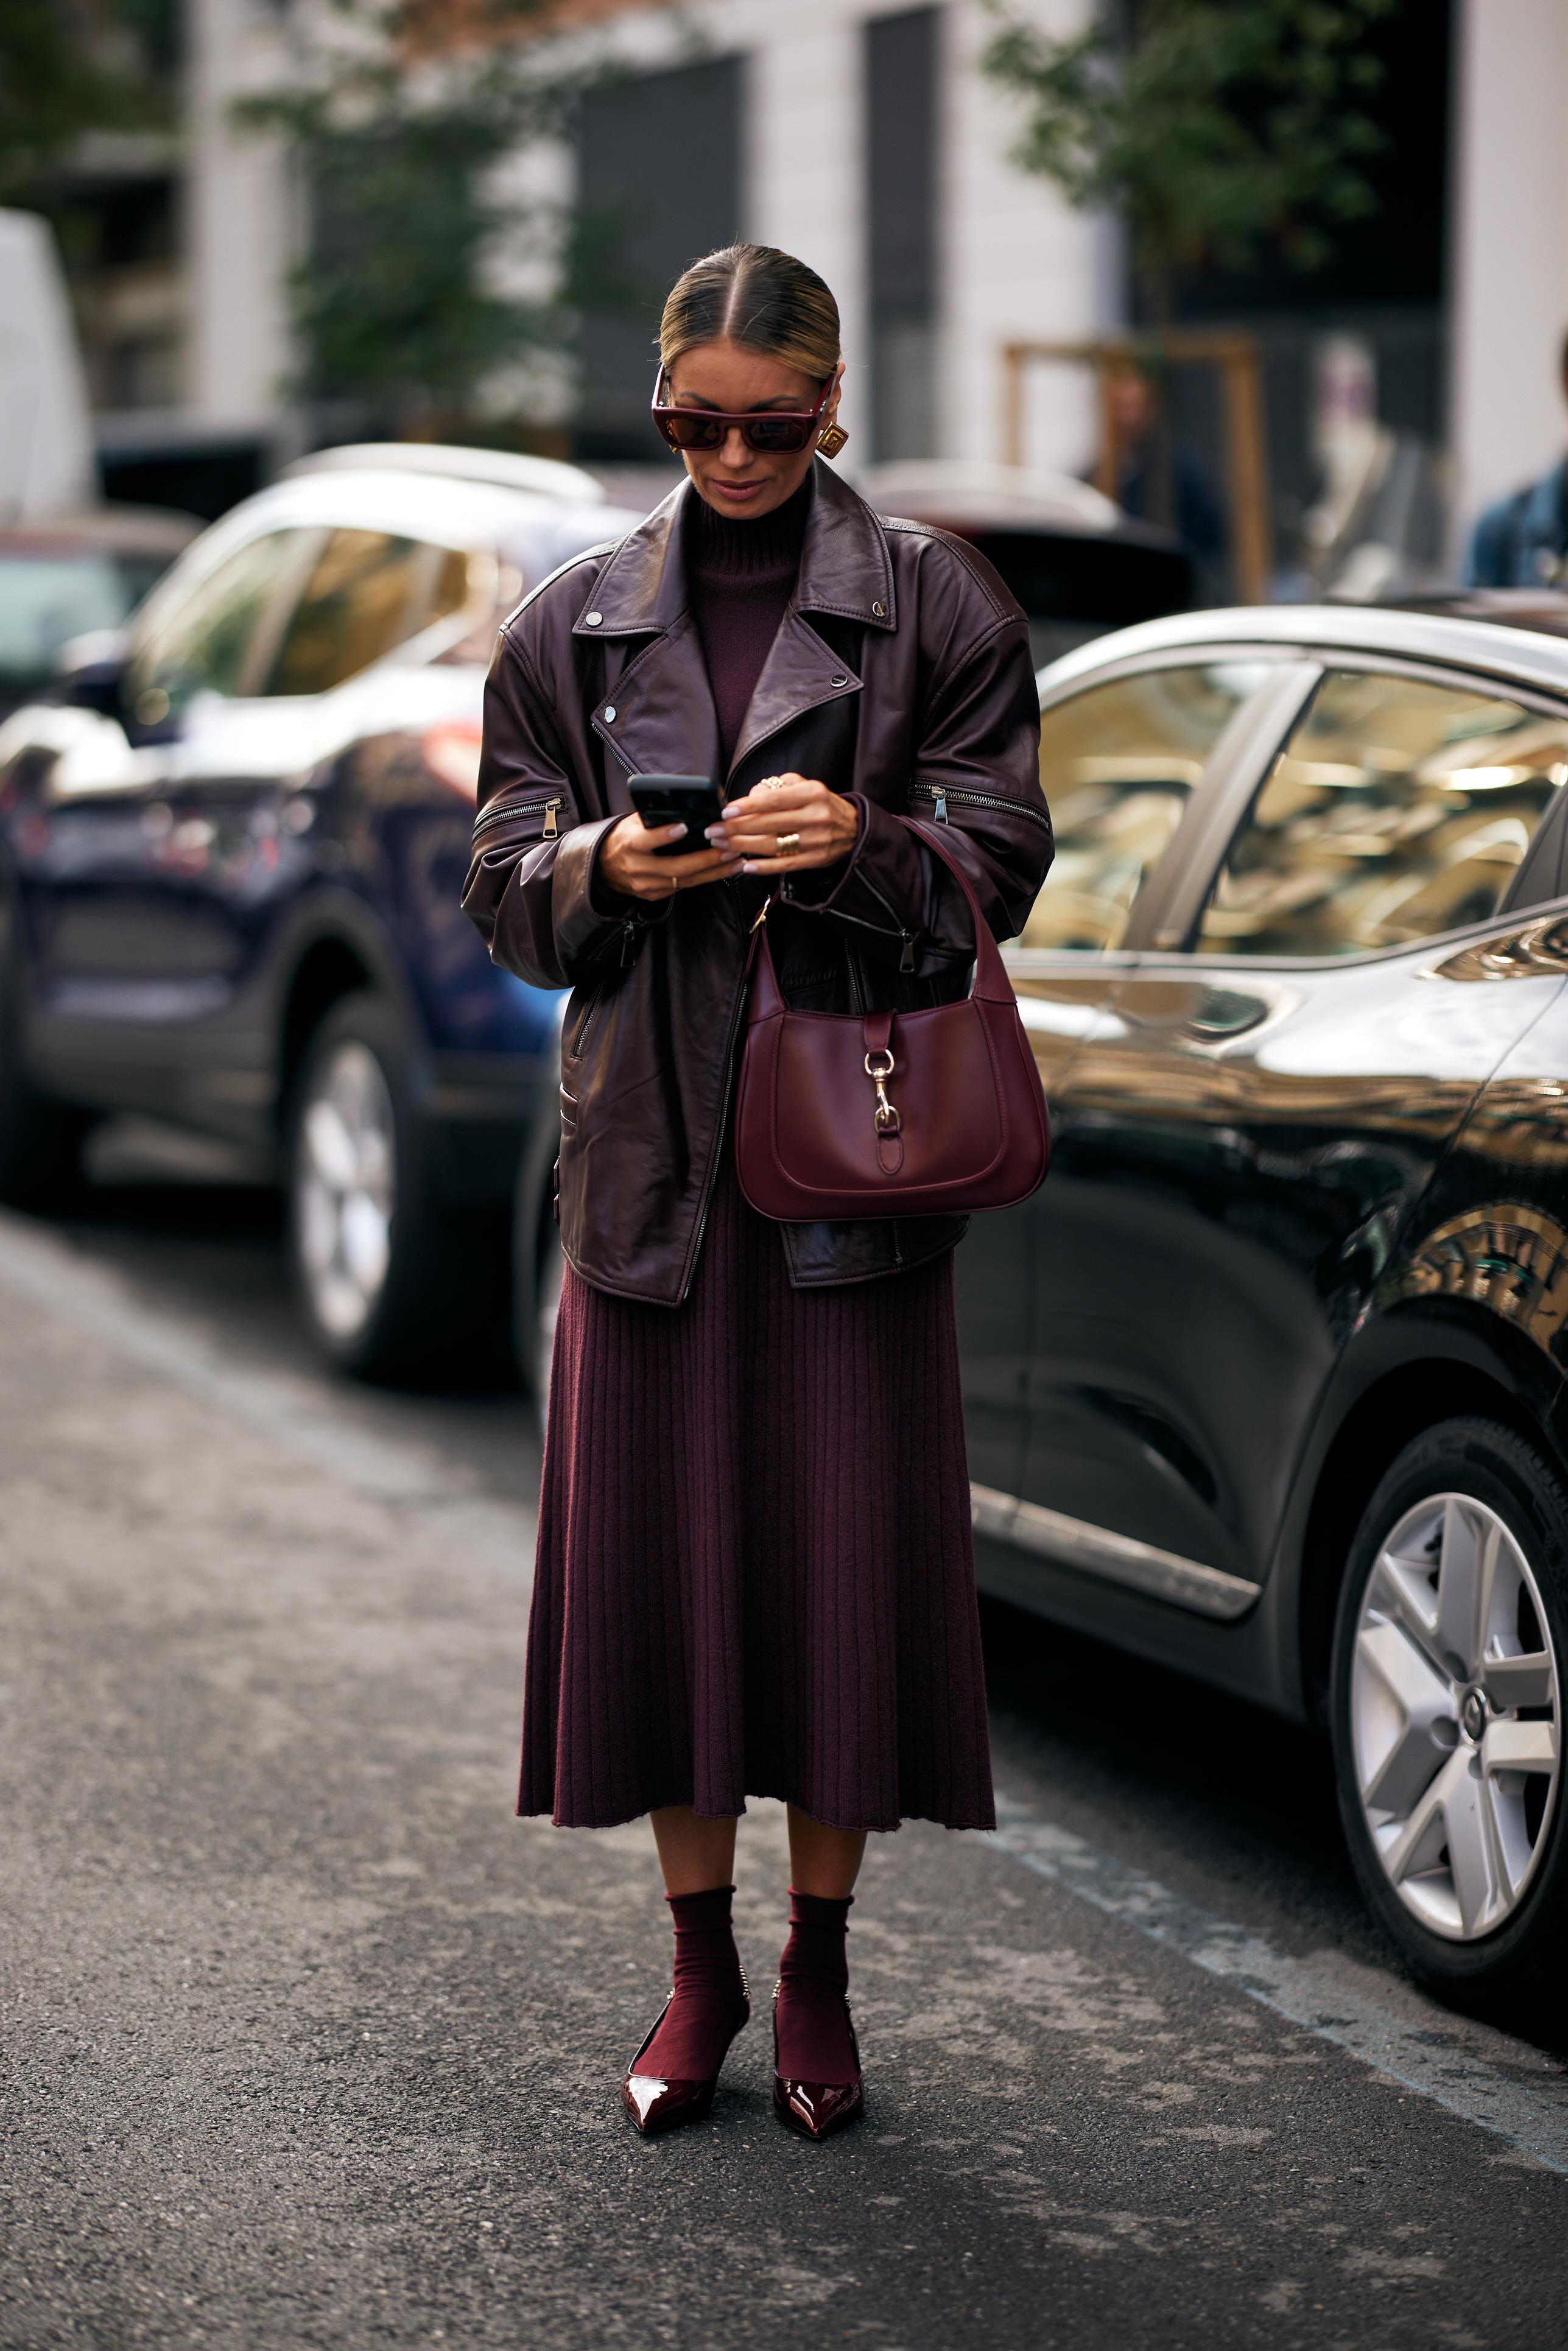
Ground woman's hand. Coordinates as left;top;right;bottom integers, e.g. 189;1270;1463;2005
708;774;858;876
598;813;741;902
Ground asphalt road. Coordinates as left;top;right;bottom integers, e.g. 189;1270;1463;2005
2;1123;1567;2351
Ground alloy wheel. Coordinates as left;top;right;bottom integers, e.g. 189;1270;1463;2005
295;1039;396;1342
1351;1491;1561;1941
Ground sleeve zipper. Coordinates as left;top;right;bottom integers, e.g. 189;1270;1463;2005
911;779;1051;832
471;793;564;845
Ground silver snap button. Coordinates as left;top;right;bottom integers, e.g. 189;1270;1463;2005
831;675;848;687
603;705;617;722
584;610;603;627
871;601;885;617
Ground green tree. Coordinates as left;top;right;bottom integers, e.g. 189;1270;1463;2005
982;0;1394;326
0;0;178;204
244;1;642;433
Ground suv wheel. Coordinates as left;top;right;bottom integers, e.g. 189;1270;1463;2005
1331;1418;1564;2009
287;993;508;1383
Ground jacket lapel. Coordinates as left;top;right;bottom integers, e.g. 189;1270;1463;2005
592;612;723;789
730;470;896;779
729;609;859;780
574;486;719;786
573;465;901;791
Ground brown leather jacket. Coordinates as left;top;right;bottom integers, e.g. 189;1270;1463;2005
462;462;1052;1306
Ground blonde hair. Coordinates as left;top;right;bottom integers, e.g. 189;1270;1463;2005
658;244;841;382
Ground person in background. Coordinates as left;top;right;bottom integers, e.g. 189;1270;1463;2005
1466;329;1568;588
1099;359;1228;591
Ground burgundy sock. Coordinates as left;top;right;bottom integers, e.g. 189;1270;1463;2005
636;1885;745;2081
775;1889;858;2084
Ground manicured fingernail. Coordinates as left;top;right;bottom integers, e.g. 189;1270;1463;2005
739;860;760;874
666;822;687;839
705;825;729;846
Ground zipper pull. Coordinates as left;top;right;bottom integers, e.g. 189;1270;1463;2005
620;918;636;969
543;797;562;838
899;930;915;974
933;786;948;822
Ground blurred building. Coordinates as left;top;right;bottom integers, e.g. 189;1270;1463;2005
73;0;1568;580
164;0;1108;495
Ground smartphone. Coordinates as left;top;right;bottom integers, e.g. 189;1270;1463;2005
628;775;726;858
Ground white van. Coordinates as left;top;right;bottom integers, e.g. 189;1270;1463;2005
0;209;95;522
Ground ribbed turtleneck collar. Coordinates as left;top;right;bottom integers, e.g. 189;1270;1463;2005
686;475;812;582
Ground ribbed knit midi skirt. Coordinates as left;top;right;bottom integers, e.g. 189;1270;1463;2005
519;1152;996;1833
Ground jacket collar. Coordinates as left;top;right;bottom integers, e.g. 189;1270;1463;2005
573;460;898;641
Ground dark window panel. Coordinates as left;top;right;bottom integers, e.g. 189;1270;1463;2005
575;57;745;462
865;7;940;460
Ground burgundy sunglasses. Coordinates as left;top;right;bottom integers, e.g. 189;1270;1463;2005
650;364;835;455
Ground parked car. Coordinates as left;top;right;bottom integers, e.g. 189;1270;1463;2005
0;508;198;721
965;592;1568;2007
853;460;1195;667
0;443;640;1380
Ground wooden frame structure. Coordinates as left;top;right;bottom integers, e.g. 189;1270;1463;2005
1001;333;1272;604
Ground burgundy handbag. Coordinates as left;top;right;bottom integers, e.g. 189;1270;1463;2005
733;816;1050;1223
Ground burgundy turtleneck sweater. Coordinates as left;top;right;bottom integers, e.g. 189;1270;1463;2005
686;479;810;775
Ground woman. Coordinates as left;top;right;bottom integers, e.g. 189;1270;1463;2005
463;244;1051;2141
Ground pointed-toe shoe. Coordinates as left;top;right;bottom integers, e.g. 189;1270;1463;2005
772;1992;864;2141
621;1981;750;2137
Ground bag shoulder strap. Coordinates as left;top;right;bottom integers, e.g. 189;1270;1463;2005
901;815;1016;1005
748;812;1017;1013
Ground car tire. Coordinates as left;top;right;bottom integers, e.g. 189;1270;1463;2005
1331;1417;1566;2012
287;992;510;1385
0;886;92;1209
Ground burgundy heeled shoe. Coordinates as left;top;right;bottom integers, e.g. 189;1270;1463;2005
772;1984;865;2141
621;1976;751;2137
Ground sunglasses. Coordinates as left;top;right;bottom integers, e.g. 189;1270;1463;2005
650;365;835;455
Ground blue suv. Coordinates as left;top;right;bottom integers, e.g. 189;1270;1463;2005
0;445;640;1383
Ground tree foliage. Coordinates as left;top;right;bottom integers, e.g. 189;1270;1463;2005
243;1;628;428
983;0;1396;318
0;0;178;203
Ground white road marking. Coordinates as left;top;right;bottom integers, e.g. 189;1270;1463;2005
990;1796;1568;2176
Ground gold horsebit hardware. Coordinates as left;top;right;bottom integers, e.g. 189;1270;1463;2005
864;1047;901;1135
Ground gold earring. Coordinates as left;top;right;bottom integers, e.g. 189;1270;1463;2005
817;422;848;460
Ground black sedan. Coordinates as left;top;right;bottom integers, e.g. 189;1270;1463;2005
968;596;1568;2009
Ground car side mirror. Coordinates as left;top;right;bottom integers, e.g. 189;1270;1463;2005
55;628;130;720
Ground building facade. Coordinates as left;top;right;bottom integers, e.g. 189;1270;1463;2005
81;0;1568;576
167;0;1105;487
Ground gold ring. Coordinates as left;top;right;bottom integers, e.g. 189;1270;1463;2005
776;831;801;853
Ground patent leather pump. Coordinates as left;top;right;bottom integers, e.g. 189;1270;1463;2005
772;1988;865;2141
621;1978;751;2137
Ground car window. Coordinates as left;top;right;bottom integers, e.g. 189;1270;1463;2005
126;529;311;720
1196;669;1568;958
264;532;468;697
1020;662;1271;951
0;550;167;698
